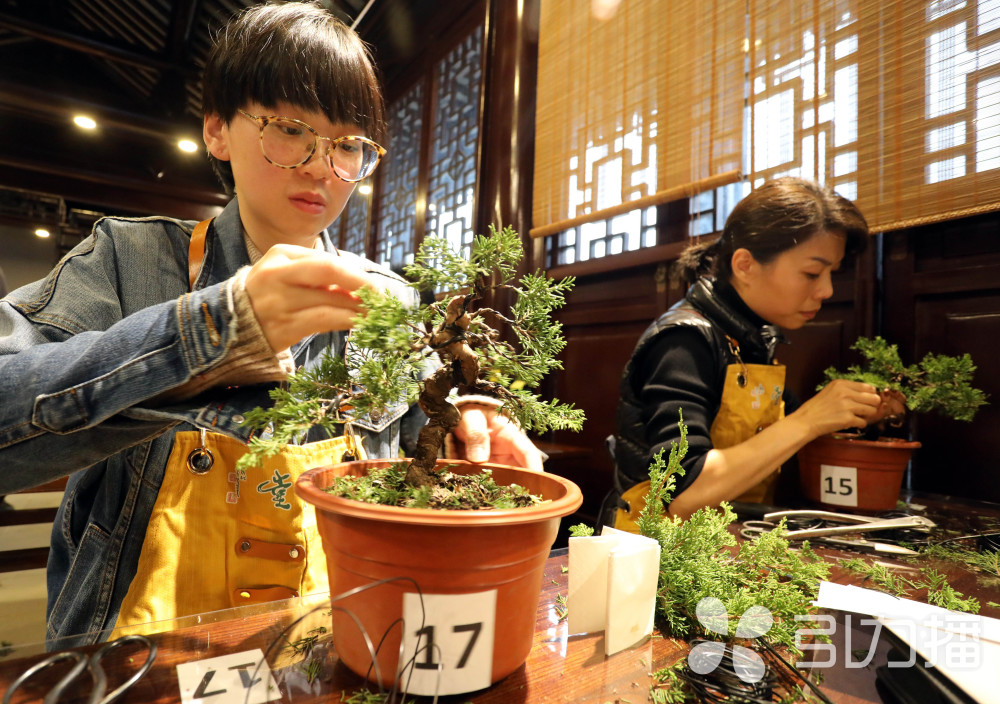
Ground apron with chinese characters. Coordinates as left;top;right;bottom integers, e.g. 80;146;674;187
112;219;365;635
615;342;786;531
112;431;364;635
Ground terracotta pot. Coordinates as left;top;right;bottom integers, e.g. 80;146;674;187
295;459;582;695
797;434;920;511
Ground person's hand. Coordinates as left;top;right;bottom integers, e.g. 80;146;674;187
870;388;907;426
244;244;370;352
792;378;882;439
448;403;544;471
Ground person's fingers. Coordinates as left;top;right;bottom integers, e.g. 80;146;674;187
273;257;369;295
248;286;364;350
454;408;490;463
492;422;544;471
261;244;371;292
244;246;375;350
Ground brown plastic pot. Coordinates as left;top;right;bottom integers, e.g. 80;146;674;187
797;434;920;511
295;459;583;693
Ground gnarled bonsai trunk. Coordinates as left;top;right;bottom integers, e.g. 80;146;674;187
404;294;481;487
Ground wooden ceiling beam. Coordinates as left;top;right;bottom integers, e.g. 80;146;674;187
0;11;195;75
0;161;226;221
0;80;201;142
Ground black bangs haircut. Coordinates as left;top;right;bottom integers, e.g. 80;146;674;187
202;1;385;192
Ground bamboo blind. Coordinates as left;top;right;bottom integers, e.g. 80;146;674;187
531;0;745;238
856;1;1000;232
746;0;862;194
534;0;1000;239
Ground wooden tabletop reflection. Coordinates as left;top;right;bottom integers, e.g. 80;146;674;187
1;491;997;703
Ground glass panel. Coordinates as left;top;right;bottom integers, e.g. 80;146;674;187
749;1;860;200
375;81;424;269
339;186;371;255
550;206;658;266
424;25;484;259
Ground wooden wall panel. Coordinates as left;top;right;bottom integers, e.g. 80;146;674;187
541;262;679;521
909;299;1000;501
883;216;1000;503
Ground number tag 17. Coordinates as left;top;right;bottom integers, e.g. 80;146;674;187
398;590;497;696
819;463;858;507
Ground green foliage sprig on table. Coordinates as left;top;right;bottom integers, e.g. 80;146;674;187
572;419;830;650
837;558;981;613
236;224;585;493
634;417;830;649
572;416;831;702
821;336;987;422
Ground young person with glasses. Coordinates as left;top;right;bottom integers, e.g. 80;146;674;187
0;1;541;645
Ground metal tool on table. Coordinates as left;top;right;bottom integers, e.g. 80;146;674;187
740;509;937;556
2;634;157;704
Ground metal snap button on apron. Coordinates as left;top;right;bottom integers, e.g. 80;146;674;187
187;428;214;475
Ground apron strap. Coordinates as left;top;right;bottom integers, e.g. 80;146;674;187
187;219;213;291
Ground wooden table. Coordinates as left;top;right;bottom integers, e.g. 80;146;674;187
2;491;998;703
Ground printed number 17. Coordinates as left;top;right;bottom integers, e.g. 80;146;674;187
415;623;483;670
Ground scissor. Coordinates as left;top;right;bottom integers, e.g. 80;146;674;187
740;510;937;556
2;634;157;704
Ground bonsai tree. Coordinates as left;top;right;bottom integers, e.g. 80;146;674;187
236;224;585;494
821;335;987;427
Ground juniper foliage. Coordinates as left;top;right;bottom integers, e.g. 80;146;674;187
837;558;981;613
634;415;830;649
237;225;585;489
821;336;987;422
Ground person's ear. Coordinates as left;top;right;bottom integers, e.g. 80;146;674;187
203;113;230;161
730;248;758;285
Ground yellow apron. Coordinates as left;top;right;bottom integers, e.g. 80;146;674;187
112;430;364;636
615;360;786;531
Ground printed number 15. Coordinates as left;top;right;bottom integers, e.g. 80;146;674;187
824;477;853;496
415;623;483;670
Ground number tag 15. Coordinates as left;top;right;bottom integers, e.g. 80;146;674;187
399;590;497;696
819;463;858;507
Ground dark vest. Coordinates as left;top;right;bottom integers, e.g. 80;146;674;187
612;278;785;494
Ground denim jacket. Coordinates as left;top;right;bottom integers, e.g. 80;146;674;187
0;198;413;644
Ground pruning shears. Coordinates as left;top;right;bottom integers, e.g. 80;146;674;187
740;509;936;556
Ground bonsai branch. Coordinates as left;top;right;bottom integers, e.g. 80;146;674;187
237;224;586;495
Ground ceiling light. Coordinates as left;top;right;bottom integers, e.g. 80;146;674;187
35;228;50;238
177;139;199;153
73;115;97;130
357;183;373;195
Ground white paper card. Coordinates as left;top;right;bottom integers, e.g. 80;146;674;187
813;581;1000;644
176;649;279;704
880;618;1000;703
567;534;617;634
399;590;496;696
819;464;858;507
568;526;661;656
812;581;1000;702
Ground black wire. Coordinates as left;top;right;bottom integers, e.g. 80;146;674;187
757;638;836;704
678;639;779;704
671;638;839;704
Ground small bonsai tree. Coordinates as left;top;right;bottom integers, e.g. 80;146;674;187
821;335;987;425
237;225;585;495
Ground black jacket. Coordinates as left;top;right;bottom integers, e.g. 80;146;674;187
604;278;792;520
